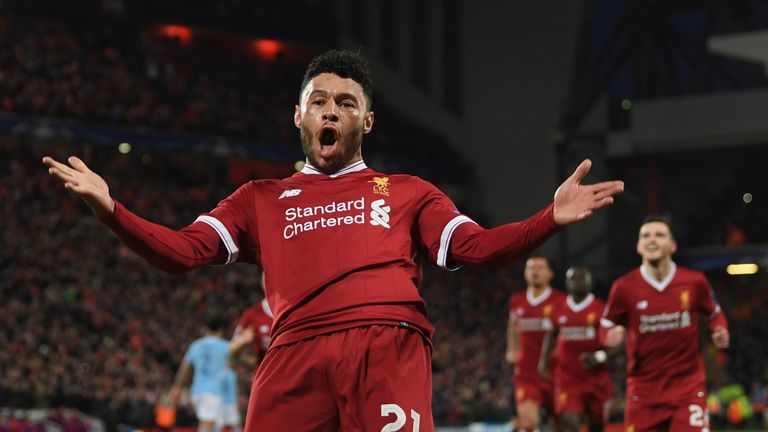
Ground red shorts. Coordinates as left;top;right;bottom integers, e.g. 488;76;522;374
513;376;555;413
245;325;433;432
625;393;709;432
555;374;612;423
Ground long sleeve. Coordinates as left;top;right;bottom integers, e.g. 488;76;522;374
448;204;560;270
100;201;227;275
698;275;728;332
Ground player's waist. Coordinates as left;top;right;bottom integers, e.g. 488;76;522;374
271;303;434;349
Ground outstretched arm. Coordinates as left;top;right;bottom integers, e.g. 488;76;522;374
43;156;115;218
43;155;230;274
448;159;623;270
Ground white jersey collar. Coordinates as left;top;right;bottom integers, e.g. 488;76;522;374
640;261;677;292
301;160;368;178
567;293;594;313
527;286;552;306
261;298;274;319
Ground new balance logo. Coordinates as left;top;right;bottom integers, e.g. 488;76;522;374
279;189;302;199
369;199;391;229
636;300;648;310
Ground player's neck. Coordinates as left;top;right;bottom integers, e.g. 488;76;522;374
528;285;548;297
302;157;367;177
642;258;673;282
571;293;588;303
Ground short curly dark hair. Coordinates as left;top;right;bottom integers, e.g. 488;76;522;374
300;49;374;110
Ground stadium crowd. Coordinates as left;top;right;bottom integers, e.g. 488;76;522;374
0;12;471;183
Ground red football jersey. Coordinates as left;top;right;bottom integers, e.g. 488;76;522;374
202;162;476;347
601;263;727;403
235;299;274;359
103;161;559;349
508;287;567;378
553;294;608;381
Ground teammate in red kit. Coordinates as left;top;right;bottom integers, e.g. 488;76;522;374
600;216;730;432
538;266;614;432
230;272;274;369
43;50;624;431
506;255;566;431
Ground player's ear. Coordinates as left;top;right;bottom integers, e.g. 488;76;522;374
294;105;302;128
670;240;677;255
363;110;374;134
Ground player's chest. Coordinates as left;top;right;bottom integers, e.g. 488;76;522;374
626;283;697;314
512;301;558;331
557;306;601;328
626;283;698;333
257;179;413;242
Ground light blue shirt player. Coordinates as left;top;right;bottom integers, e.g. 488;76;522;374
184;335;230;396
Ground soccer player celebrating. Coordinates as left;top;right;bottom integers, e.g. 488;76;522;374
43;50;623;431
538;266;614;432
507;256;566;431
600;216;730;432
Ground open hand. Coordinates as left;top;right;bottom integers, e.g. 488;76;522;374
553;159;624;225
43;156;115;218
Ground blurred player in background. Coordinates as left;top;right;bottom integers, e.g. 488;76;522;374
507;255;566;431
218;365;242;432
224;271;272;431
538;266;615;432
600;216;730;432
229;272;273;370
170;315;231;432
43;49;623;431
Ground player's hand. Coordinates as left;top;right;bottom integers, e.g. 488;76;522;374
506;348;521;364
553;159;624;226
43;156;115;218
235;326;255;345
712;326;729;349
605;325;626;347
579;352;599;370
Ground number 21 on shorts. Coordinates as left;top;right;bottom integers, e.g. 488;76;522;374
381;404;421;432
689;404;709;431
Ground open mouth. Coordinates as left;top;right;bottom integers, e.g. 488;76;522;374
319;127;339;147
